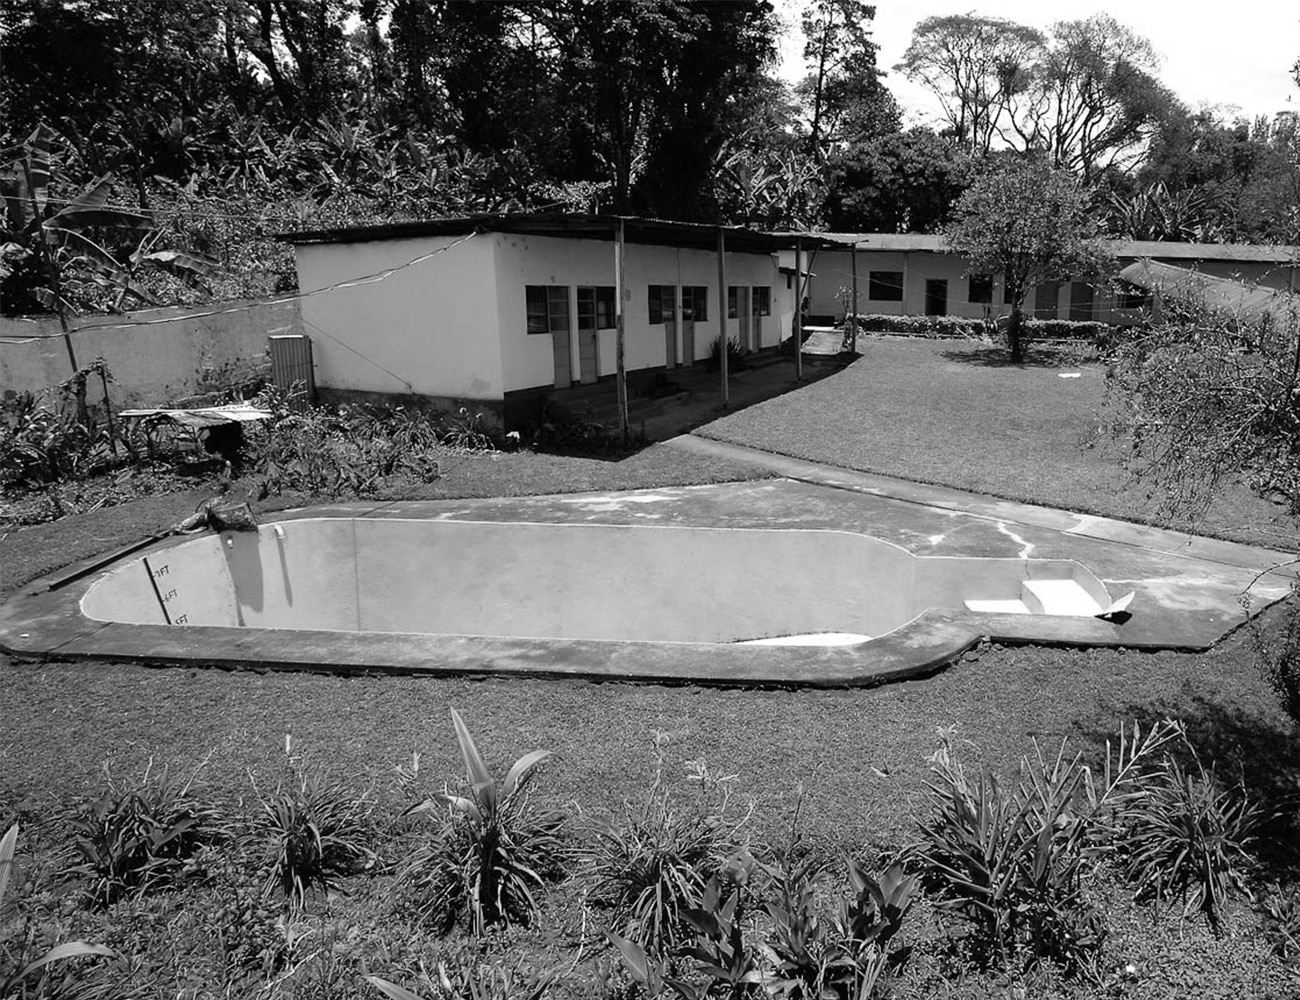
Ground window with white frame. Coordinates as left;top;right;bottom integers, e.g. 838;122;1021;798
526;285;569;334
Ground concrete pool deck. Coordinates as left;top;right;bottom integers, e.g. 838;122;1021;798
1;451;1294;687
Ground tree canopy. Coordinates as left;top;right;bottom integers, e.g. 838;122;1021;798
944;159;1107;362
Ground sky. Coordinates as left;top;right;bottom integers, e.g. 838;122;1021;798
774;1;1300;127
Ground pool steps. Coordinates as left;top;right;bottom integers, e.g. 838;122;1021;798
964;578;1104;618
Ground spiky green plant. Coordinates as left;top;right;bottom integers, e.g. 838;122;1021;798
251;761;374;908
582;741;749;955
2;824;114;993
400;708;565;934
67;761;225;907
912;721;1183;972
1119;755;1261;934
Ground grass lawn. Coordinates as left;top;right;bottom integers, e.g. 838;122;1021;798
700;338;1300;551
2;351;1299;998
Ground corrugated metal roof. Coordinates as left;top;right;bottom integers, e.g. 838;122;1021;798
815;233;1299;263
280;213;846;255
1109;240;1299;262
1118;260;1298;323
281;215;1297;264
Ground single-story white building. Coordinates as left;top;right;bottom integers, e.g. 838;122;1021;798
792;235;1299;326
282;214;837;428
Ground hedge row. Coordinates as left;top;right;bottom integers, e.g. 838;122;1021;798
847;313;1114;341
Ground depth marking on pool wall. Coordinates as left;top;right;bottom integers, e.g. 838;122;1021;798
141;555;183;625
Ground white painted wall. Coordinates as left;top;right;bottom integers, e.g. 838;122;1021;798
806;249;1299;326
296;233;504;399
490;233;786;392
0;298;291;408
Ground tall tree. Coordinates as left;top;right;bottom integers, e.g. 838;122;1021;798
1007;15;1178;183
798;0;897;158
944;159;1106;362
230;0;358;121
634;1;780;219
525;1;779;218
824;128;974;233
897;14;1043;155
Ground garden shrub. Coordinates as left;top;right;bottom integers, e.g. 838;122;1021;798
847;313;1114;345
1101;301;1299;514
0;390;117;487
66;763;226;908
1023;319;1112;341
254;403;446;497
1117;755;1261;934
581;734;751;954
1262;884;1300;974
399;708;566;935
707;334;750;370
762;821;916;999
911;721;1183;975
250;750;376;908
606;840;916;1000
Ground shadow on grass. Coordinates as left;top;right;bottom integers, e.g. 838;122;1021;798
1075;687;1300;876
938;344;1098;369
529;360;843;463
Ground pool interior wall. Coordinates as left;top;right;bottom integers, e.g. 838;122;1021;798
80;519;1111;644
3;478;1295;688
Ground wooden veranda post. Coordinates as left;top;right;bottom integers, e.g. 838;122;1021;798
850;240;859;353
615;218;629;442
717;226;728;408
794;238;803;382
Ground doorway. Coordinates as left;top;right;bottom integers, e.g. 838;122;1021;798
576;287;603;384
925;279;947;316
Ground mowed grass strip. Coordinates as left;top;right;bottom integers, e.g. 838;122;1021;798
3;636;1292;852
697;338;1299;550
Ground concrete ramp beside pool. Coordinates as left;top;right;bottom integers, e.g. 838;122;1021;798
1;477;1295;688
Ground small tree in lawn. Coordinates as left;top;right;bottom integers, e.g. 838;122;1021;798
944;158;1106;362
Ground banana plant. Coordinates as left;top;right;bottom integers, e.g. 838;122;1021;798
1;824;114;993
0;125;217;318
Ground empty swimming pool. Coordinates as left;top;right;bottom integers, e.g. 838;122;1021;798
2;479;1292;687
78;518;1113;644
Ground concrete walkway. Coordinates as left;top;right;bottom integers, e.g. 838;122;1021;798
665;434;1298;578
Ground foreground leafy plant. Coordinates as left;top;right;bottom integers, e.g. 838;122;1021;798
582;734;750;954
1;823;114;993
607;828;916;1000
0;389;116;488
911;721;1182;974
367;955;560;1000
67;761;224;907
1118;755;1261;933
671;860;764;1000
761;811;916;1000
1261;883;1300;975
400;708;565;935
250;750;375;908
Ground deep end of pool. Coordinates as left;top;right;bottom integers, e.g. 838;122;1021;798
2;480;1294;688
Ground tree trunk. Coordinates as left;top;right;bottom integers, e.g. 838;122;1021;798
1007;305;1025;363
